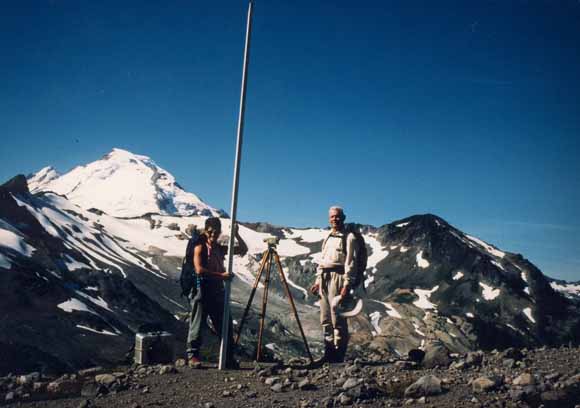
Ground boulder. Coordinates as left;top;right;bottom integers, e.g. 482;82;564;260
513;373;535;386
465;351;484;367
404;375;442;398
472;376;501;393
95;374;117;387
47;379;82;396
422;343;451;369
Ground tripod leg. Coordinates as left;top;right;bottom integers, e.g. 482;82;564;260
256;250;273;362
273;251;314;364
234;249;269;345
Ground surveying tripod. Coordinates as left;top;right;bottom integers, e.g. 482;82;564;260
234;238;313;363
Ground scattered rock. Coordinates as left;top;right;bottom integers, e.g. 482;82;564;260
298;379;315;390
513;372;535;386
338;392;352;405
270;383;284;393
95;374;117;387
81;382;107;398
77;399;92;408
501;347;524;361
47;379;82;396
422;344;451;369
395;361;416;370
342;377;363;390
472;376;501;393
159;365;177;375
174;359;187;368
264;376;280;385
405;375;443;398
16;372;40;385
77;367;104;378
465;351;484;367
503;358;516;369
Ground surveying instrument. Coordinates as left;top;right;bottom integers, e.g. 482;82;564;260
234;237;313;363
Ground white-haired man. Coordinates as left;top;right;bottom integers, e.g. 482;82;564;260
310;206;356;363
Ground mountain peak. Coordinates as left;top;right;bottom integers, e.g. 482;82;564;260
104;148;151;162
0;174;29;195
27;149;223;218
27;166;60;193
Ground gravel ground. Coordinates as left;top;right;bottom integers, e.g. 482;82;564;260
3;345;580;408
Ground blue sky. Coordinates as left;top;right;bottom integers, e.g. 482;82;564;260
1;1;579;281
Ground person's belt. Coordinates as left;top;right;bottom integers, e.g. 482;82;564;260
320;265;345;274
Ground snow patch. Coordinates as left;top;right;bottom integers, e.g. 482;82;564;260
64;254;90;271
550;282;580;296
413;323;425;337
416;251;429;268
396;222;410;228
369;311;382;334
76;325;118;336
523;307;536;323
366;234;389;271
369;299;402;319
452;271;464;280
0;227;35;257
465;312;474;318
413;286;439;310
75;291;113;312
58;298;96;314
400;246;409;253
364;275;375;288
465;234;505;258
275;238;310;257
479;282;500;300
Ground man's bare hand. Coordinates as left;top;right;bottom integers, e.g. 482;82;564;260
222;272;234;281
339;286;349;299
310;283;320;296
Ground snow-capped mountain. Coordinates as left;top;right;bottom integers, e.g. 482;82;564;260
1;149;579;375
28;148;226;218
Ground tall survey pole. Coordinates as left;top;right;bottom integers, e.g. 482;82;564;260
219;1;253;370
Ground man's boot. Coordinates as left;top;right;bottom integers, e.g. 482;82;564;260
323;340;337;363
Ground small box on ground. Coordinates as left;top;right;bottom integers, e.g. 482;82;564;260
134;331;174;365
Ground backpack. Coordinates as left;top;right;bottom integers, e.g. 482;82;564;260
179;229;202;298
322;223;368;289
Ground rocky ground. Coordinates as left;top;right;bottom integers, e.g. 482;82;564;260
2;344;580;408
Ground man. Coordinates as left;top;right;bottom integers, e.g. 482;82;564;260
187;217;248;368
310;206;356;363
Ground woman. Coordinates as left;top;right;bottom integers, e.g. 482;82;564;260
186;217;247;368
